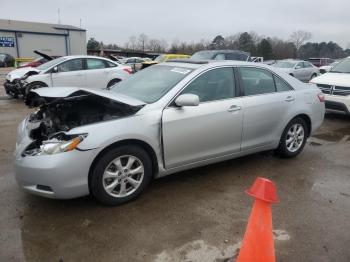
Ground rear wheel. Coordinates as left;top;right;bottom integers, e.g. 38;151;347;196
90;145;152;205
276;117;308;158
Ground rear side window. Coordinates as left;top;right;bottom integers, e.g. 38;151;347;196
57;59;83;72
239;67;275;96
274;75;292;92
181;67;235;102
86;59;107;70
106;61;117;67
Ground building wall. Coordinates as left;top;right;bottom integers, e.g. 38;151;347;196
17;33;67;57
0;31;17;57
0;29;86;58
68;30;86;55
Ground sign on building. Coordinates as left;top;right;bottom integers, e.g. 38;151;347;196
0;37;15;47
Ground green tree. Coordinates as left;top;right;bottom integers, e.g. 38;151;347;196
238;32;255;54
211;35;225;49
257;38;274;59
87;37;100;50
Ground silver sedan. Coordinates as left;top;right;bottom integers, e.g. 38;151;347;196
273;60;320;82
15;60;325;205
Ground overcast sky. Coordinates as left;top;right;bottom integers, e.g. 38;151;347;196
2;0;350;48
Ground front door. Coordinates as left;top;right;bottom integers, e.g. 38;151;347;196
162;67;243;169
51;58;85;87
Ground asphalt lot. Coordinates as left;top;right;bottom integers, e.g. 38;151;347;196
0;68;350;262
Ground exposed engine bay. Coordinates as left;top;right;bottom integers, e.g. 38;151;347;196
23;90;143;156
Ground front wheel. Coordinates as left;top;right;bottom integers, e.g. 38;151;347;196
276;118;308;158
90;145;152;205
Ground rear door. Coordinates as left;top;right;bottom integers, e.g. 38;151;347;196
293;62;306;81
162;67;243;168
85;58;110;89
51;58;85;87
238;67;295;150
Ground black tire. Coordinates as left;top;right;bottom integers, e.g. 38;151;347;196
276;117;308;158
106;78;121;89
90;145;152;205
24;82;47;100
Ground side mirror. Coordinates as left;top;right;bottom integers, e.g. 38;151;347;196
51;66;58;73
175;94;199;107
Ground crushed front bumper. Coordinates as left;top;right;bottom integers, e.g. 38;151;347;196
14;118;98;199
4;80;25;97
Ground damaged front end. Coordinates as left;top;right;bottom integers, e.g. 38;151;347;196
21;89;143;157
4;70;39;97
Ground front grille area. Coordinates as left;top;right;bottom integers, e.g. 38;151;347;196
317;84;350;96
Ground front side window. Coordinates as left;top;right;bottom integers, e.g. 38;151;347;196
86;59;106;70
296;62;304;69
240;67;275;96
214;53;225;60
181;67;235;102
57;59;83;72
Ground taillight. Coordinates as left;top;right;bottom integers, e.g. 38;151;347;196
123;68;133;74
317;93;325;102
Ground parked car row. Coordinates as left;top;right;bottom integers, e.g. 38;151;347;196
4;55;132;98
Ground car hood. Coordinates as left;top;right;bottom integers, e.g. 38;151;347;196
29;87;146;107
6;67;40;82
310;72;350;87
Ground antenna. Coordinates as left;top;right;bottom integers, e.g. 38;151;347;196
79;18;82;28
58;8;61;24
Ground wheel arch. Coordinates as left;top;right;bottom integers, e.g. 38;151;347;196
88;139;159;192
107;78;121;88
292;113;312;137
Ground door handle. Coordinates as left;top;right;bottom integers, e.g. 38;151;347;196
227;105;241;112
285;96;295;102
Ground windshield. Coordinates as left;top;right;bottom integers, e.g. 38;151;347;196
330;59;350;73
111;65;193;103
37;57;68;71
191;51;214;60
274;61;296;68
154;55;166;62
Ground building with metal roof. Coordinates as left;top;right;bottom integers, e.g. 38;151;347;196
0;19;86;58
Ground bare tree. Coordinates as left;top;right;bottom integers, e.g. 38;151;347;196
290;30;312;50
128;35;137;51
138;34;148;53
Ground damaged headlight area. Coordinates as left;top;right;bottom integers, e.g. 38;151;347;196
23;133;87;156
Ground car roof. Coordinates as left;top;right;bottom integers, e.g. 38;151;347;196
194;49;249;55
164;59;276;70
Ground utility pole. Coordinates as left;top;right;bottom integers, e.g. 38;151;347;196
58;8;61;24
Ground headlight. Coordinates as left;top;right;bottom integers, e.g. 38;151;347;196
39;135;86;156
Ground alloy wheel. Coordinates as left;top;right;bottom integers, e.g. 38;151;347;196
102;155;144;198
285;123;305;153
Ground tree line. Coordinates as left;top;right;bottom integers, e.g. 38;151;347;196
87;30;350;60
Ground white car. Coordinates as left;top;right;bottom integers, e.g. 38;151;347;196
310;57;350;114
319;61;340;74
273;60;319;82
4;56;132;98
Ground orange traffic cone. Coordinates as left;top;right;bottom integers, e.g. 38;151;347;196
236;177;278;262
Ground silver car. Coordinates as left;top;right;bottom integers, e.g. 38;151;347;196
273;60;319;82
15;60;325;205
